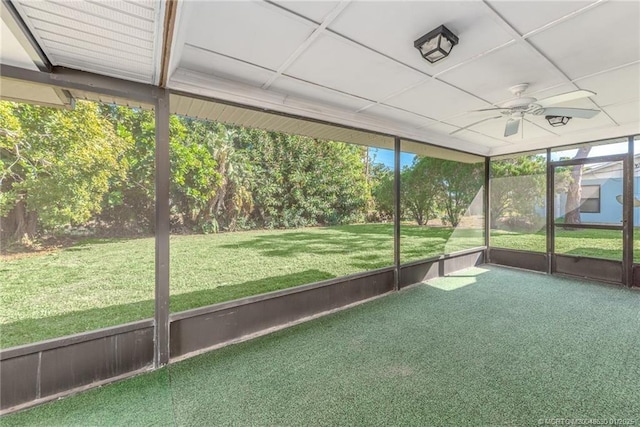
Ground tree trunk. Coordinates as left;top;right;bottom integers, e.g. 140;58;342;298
415;212;424;226
564;147;592;225
2;197;38;243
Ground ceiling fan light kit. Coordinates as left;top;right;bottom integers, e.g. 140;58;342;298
450;83;601;138
414;25;459;64
546;115;571;127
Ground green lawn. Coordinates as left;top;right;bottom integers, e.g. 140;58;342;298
0;223;633;349
491;228;633;261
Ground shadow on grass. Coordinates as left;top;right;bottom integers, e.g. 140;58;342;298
217;224;467;261
0;269;335;350
554;229;623;241
218;225;395;259
559;248;623;261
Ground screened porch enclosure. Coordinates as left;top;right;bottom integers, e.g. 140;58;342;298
1;0;640;419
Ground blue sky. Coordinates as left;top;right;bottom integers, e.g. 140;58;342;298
370;148;415;170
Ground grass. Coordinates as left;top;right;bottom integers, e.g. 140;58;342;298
0;223;632;348
2;266;639;426
491;227;633;261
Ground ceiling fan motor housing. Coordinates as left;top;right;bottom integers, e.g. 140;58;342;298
501;97;537;111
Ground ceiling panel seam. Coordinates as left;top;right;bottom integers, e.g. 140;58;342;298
367;103;439;125
181;43;384;108
572;60;640;85
359;39;517;115
261;0;352;90
279;73;377;105
183;43;278;74
321;29;505;112
599;97;640;109
465;129;512;146
497;59;640;108
424;120;509;146
520;0;608;40
479;0;618;126
355;78;431;113
523;117;559;137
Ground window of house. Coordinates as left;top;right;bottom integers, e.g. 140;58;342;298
580;185;601;213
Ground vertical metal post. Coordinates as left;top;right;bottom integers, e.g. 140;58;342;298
393;137;401;290
154;89;170;366
484;156;491;263
546;148;553;275
623;136;634;287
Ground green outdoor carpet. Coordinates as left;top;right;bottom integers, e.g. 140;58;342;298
2;266;639;426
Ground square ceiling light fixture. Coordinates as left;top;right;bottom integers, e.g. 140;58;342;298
546;115;571;127
414;25;459;64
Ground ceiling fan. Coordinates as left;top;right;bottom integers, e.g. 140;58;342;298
451;83;601;137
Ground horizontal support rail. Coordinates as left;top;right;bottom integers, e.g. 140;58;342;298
553;222;623;231
549;153;627;167
398;246;486;269
170;266;395;322
0;65;159;104
0;319;154;361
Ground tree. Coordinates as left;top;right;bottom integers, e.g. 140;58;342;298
401;157;442;226
239;130;369;228
490;155;546;229
371;164;394;221
1;101;126;242
435;159;484;227
98;105;156;232
564;146;592;225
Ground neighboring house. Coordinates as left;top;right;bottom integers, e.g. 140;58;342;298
555;154;640;226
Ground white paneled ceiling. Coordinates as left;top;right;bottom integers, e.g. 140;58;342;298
185;0;316;71
327;0;515;75
285;32;426;101
166;0;640;155
8;0;164;83
526;1;640;80
383;79;489;121
3;0;639;156
486;1;596;35
437;42;567;104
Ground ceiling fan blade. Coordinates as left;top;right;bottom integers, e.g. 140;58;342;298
504;118;520;137
535;90;596;108
450;116;502;135
541;107;600;119
470;107;505;112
